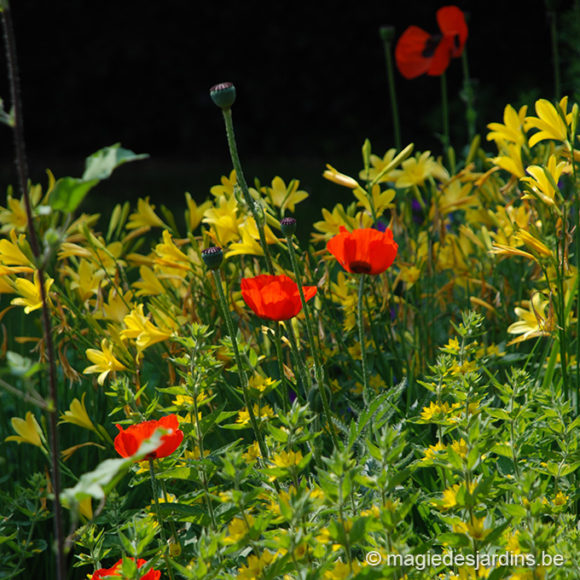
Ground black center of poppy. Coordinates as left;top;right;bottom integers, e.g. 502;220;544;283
350;260;372;274
422;34;442;58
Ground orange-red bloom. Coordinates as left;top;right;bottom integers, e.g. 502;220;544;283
91;558;161;580
241;274;317;321
326;227;398;275
114;414;183;460
395;6;468;79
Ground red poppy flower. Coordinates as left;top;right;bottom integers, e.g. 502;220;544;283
241;274;317;321
114;414;183;460
395;6;468;79
326;227;398;275
91;558;161;580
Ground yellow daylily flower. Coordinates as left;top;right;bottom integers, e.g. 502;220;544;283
203;195;242;245
493;143;526;178
516;230;552;258
0;195;28;232
323;165;359;189
185;193;212;232
352;184;395;217
126;197;166;229
525;96;574;147
133;265;166;296
59;393;96;431
120;303;172;351
154;230;191;270
259;176;309;212
395;151;448;188
311;204;352;243
95;288;133;322
84;339;128;385
359;148;401;183
520;154;569;206
68;259;106;302
209;170;237;198
0;230;34;271
10;272;53;314
507;293;555;345
487;103;528;146
5;411;45;448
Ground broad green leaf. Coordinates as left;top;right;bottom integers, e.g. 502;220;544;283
48;177;99;213
82;143;148;181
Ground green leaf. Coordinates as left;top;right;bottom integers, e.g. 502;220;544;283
49;177;99;213
82;143;149;181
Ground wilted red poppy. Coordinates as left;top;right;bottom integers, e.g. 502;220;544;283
326;227;398;275
241;274;317;321
395;6;468;79
114;414;183;460
91;558;161;580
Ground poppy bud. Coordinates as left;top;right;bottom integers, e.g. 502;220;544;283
201;246;224;270
379;25;395;43
280;217;297;236
210;82;236;110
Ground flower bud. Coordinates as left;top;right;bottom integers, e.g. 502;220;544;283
379;26;395;43
201;246;223;270
280;217;297;236
210;82;236;110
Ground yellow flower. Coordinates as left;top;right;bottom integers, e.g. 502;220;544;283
520;154;568;207
5;411;45;448
259;176;309;212
324;560;362;580
0;230;34;272
441;483;462;510
203;195;242;245
450;438;469;458
95;288;133;322
133;265;166;296
420;401;461;423
487;103;528;146
185;193;211;232
223;515;254;544
352;183;395;217
236;404;275;426
242;441;262;462
120;304;172;350
68;259;106;302
507;293;555;345
84;339;128;385
395;151;448;188
272;449;303;469
0;195;28;231
516;230;552;258
505;530;521;554
210;170;237;198
525;96;573;147
493;143;526;178
453;516;490;540
421;440;446;462
553;491;568;506
312;204;352;243
126;197;166;230
59;393;96;431
154;230;191;271
359;148;401;183
323;164;360;188
238;551;275;580
10;272;53;314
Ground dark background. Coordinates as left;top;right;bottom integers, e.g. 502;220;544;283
0;0;578;219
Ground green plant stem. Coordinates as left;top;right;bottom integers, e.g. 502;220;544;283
286;320;312;397
148;459;175;580
221;107;274;273
1;6;65;579
274;322;290;412
285;235;338;447
440;71;450;156
357;275;370;404
211;269;270;459
381;37;401;149
461;50;476;142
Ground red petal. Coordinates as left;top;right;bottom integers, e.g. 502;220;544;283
427;36;452;76
395;26;432;79
437;5;468;57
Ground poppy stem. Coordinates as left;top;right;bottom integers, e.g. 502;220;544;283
357;274;370;404
1;6;65;579
461;49;477;143
220;107;274;274
285;320;312;398
380;28;402;150
274;322;290;412
148;459;176;580
440;71;450;158
211;269;270;460
284;234;339;447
